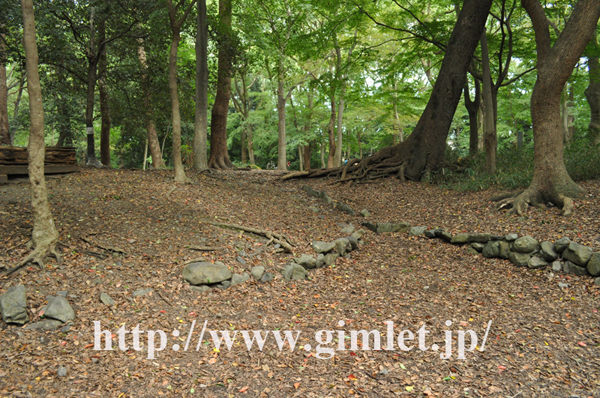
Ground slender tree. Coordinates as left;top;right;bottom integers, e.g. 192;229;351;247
0;31;10;146
98;19;111;166
193;0;208;170
585;28;600;145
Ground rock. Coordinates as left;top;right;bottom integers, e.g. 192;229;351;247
450;234;470;244
595;277;600;286
236;256;247;265
316;254;326;268
56;291;68;297
183;262;232;285
467;247;479;255
554;237;571;253
351;229;366;240
260;272;274;282
302;185;314;194
505;233;518;241
190;285;211;293
311;241;336;253
0;284;29;325
377;223;393;233
57;366;68;378
308;206;320;213
363;222;378;232
440;231;453;242
346;236;359;250
409;226;427;236
61;322;73;333
325;252;339;267
509;252;531;267
337;203;355;215
527;256;548;269
251;266;265;280
24;319;63;331
587;253;600;276
513;236;539;253
231;273;250;286
563;261;589;276
296;254;317;269
558;282;569;288
499;241;511;259
424;230;437;239
282;264;308;281
562;242;593;267
218;281;231;290
132;288;152;297
482;241;500;258
100;293;115;306
391;222;411;233
359;209;370;217
540;241;558;262
43;296;75;323
551;261;563;272
471;243;485;253
341;225;355;234
469;233;491;243
334;238;352;256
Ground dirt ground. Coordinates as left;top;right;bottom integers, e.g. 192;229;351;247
0;168;599;398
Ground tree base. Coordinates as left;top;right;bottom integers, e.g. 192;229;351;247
208;155;233;170
5;240;62;276
495;182;583;216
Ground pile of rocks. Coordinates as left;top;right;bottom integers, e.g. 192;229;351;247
182;261;274;292
301;185;356;215
0;284;76;331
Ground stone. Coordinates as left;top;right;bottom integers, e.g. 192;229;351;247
61;322;73;333
337;203;355;215
43;296;75;323
391;222;411;233
450;234;470;244
499;241;511;259
24;319;63;331
563;261;589;276
490;235;505;241
562;242;593;267
260;272;274;283
439;231;453;242
352;229;366;240
551;261;563;272
334;238;352;256
540;241;558;262
467;247;479;256
424;230;437;239
554;237;571;253
509;252;531;267
513;236;539;253
341;225;355;234
218;281;231;290
100;293;115;306
302;185;314;194
377;223;393;233
409;226;427;236
236;256;247;265
133;288;152;297
359;209;370;217
190;285;211;293
316;254;326;268
56;291;68;297
296;254;317;269
346;236;359;250
231;273;250;286
282;264;308;281
527;256;548;269
311;241;336;253
587;253;600;277
558;282;569;288
363;222;378;232
183;262;232;285
0;284;29;325
471;243;485;253
57;366;68;378
308;206;320;213
469;233;491;243
251;266;265;280
482;241;500;258
505;233;518;241
595;277;600;286
325;252;339;267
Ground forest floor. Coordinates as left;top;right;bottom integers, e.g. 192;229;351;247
0;168;599;398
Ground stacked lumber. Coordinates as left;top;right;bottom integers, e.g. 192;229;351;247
0;146;77;165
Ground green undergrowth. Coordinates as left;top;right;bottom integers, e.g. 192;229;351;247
433;140;600;192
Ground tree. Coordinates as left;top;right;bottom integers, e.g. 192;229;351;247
0;30;10;145
98;19;111;166
167;0;196;182
208;0;234;169
16;0;60;270
498;0;600;215
584;28;600;145
193;0;208;170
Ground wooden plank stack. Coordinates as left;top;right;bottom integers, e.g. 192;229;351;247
0;146;80;184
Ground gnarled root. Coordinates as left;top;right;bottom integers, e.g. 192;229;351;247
4;241;62;276
495;188;575;216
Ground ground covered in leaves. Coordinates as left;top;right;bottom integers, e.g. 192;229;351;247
1;168;599;398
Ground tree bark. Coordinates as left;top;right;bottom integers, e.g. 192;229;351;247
481;30;496;174
327;93;336;168
193;0;208;170
464;77;481;157
98;20;111;167
84;6;101;167
19;0;60;267
208;0;233;169
585;30;600;145
0;32;10;146
276;73;287;170
501;0;600;215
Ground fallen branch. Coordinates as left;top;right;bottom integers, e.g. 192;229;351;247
81;237;127;255
186;245;222;252
203;221;294;253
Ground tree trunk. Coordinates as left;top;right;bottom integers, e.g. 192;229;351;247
327;94;336;168
481;30;496;174
320;134;326;168
247;124;255;164
0;32;10;146
193;0;208;169
168;32;188;182
502;0;600;215
208;0;233;169
85;7;101;167
585;30;600;145
303;142;312;170
98;20;110;167
335;94;344;166
19;0;60;267
137;43;164;169
464;76;481;157
277;75;287;171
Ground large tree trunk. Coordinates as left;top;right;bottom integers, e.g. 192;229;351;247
276;74;287;171
481;30;497;174
500;0;600;216
464;77;481;157
85;7;101;167
208;0;233;169
137;42;164;169
168;32;187;182
18;0;60;269
98;20;111;167
193;0;208;170
585;30;600;145
0;32;10;146
327;94;336;168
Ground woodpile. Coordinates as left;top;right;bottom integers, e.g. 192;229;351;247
0;146;77;165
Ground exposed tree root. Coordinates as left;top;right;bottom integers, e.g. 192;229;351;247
203;221;294;253
4;241;61;276
494;188;576;216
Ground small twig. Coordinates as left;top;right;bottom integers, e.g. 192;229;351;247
81;237;127;255
186;245;222;252
165;186;177;198
157;290;173;306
